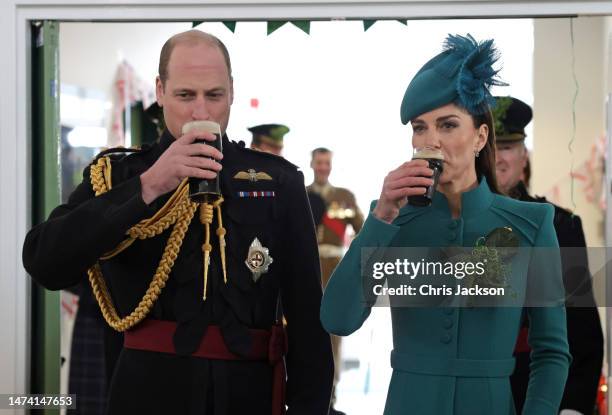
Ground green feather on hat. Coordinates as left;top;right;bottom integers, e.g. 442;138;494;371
400;34;507;124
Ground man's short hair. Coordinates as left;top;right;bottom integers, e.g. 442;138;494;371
158;30;232;87
252;135;266;147
311;147;332;160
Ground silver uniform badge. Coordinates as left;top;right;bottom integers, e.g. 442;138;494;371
245;238;273;282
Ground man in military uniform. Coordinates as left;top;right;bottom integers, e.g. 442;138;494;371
249;124;289;156
23;30;333;414
247;124;325;230
494;96;603;415
307;147;363;415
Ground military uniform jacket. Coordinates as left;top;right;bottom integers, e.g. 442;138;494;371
306;183;364;247
23;130;333;415
509;182;603;415
320;178;571;415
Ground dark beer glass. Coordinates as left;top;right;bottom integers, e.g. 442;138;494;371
181;120;222;203
407;146;444;207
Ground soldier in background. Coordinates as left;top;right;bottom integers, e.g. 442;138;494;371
307;147;363;415
494;96;603;415
248;123;289;156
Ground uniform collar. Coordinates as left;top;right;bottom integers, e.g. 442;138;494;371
158;128;174;152
309;182;333;198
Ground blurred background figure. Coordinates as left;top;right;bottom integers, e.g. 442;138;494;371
494;96;604;415
248;123;290;156
307;147;363;415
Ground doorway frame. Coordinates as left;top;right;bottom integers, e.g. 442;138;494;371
3;0;612;406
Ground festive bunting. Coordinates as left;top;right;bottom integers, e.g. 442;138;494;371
192;19;404;35
290;20;311;34
267;21;287;35
363;20;376;31
223;21;237;33
108;61;155;147
542;134;606;211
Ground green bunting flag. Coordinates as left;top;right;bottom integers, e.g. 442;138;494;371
222;21;237;32
194;19;403;35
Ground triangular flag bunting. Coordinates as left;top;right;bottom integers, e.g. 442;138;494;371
223;21;237;32
363;20;377;31
267;21;288;35
290;20;311;34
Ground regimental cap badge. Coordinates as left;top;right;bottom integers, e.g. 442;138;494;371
233;169;273;182
245;238;273;282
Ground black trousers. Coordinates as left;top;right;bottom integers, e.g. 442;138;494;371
106;349;273;415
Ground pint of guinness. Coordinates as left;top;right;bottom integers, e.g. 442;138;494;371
181;120;222;202
407;147;444;207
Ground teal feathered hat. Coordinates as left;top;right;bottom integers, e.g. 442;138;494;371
400;34;507;124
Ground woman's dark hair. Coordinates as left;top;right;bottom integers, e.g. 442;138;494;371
469;103;501;195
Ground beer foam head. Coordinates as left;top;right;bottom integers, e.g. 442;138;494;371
413;148;444;161
182;120;221;135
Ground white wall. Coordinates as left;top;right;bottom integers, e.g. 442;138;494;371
533;17;607;247
60;22;190;96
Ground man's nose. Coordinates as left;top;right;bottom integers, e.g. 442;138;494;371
191;98;211;120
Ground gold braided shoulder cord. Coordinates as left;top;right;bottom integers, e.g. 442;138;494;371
87;157;198;331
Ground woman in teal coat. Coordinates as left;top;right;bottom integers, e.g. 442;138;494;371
320;34;570;415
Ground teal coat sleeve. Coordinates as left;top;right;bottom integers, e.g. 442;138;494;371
320;207;399;336
523;204;572;415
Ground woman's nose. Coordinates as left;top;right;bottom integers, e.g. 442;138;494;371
423;131;441;149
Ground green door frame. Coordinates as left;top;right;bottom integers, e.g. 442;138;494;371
31;20;61;414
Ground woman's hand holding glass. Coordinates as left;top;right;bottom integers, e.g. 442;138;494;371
372;160;434;224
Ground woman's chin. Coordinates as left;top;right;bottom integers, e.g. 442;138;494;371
437;174;452;186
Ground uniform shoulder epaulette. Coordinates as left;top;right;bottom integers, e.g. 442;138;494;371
334;187;357;198
232;139;299;170
93;143;152;163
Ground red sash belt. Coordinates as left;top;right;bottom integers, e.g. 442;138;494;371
514;327;531;354
124;319;287;415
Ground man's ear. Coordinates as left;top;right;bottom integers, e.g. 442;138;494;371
229;76;234;105
155;76;164;107
521;145;529;169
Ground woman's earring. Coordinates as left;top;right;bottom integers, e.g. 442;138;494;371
475;149;480;158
